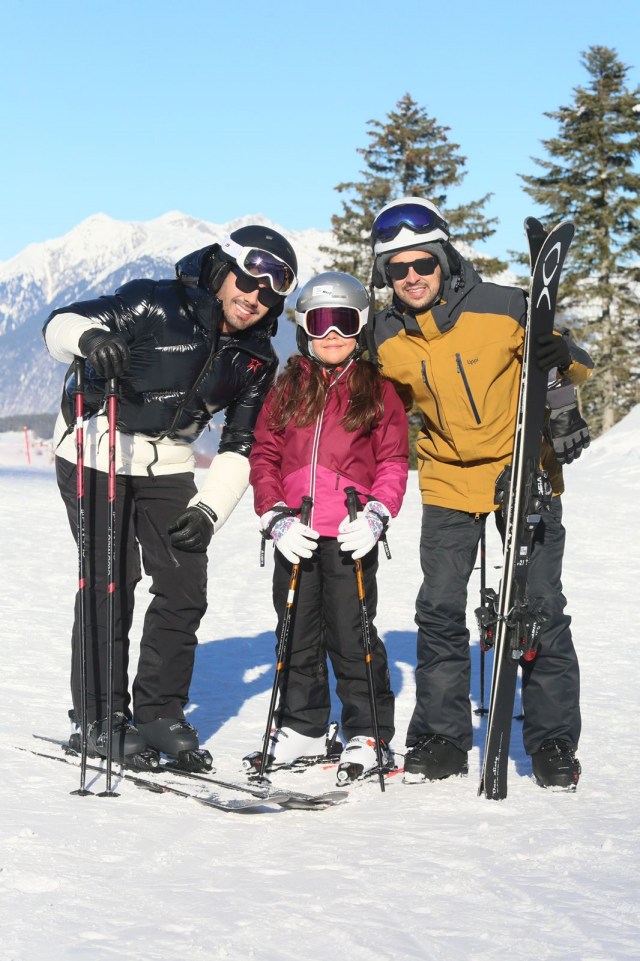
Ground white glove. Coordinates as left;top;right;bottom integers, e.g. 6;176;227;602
261;506;319;565
337;500;390;560
273;518;319;564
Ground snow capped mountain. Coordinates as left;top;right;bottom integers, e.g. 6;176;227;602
0;212;333;417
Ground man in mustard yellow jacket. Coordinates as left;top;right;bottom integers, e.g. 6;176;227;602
369;197;593;790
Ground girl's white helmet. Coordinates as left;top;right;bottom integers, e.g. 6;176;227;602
294;271;369;361
295;271;369;337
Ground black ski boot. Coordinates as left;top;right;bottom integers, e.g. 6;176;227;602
136;718;213;773
531;740;581;790
403;735;468;783
70;713;160;770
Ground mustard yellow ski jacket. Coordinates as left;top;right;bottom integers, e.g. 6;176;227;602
373;256;593;514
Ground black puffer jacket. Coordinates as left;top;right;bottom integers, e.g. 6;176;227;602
44;246;279;456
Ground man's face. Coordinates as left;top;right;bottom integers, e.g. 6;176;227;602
388;251;442;312
216;270;271;333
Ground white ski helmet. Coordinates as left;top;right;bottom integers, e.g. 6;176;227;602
294;271;369;360
371;196;451;288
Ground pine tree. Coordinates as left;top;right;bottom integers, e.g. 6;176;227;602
321;94;505;284
519;46;640;434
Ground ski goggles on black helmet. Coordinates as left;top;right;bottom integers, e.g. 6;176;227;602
223;237;297;296
230;267;282;309
372;202;449;244
298;306;367;339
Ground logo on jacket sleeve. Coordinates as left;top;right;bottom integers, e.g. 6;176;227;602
247;358;263;373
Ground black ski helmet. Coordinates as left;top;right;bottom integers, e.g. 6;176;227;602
199;224;299;321
219;225;298;295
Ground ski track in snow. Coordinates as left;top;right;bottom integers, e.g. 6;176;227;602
1;411;639;961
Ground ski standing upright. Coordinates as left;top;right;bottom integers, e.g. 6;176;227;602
478;217;575;801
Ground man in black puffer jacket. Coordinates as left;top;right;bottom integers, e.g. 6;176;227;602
43;225;298;767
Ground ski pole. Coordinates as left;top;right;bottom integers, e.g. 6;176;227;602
99;377;119;798
474;526;489;718
71;358;93;796
345;487;386;793
257;496;313;781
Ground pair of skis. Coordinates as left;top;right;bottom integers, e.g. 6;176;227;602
18;737;348;812
478;217;575;801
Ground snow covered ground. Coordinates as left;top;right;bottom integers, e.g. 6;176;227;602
1;410;639;961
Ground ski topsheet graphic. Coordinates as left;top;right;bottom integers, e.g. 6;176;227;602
479;218;575;801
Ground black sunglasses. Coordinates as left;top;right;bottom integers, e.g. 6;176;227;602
385;257;440;282
232;266;282;308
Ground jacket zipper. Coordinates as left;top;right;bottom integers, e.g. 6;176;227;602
455;353;481;424
308;361;353;527
421;361;444;429
308;407;325;528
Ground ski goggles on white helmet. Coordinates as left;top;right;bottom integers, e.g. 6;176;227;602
372;202;450;245
222;237;297;295
298;306;368;339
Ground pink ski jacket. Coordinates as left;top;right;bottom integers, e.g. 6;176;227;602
250;359;409;536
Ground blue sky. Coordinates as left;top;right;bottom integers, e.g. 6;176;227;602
2;0;639;266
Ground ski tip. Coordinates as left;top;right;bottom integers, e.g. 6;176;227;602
524;216;545;234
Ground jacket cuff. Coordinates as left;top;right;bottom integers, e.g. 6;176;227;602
189;450;250;533
546;383;577;409
45;313;109;364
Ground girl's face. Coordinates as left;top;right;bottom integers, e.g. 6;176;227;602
311;332;357;366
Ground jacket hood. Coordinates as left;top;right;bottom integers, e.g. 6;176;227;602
175;245;216;288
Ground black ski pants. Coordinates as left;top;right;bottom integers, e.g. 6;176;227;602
408;498;581;756
272;538;395;744
56;459;208;726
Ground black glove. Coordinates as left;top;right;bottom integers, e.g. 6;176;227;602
78;328;131;379
168;505;217;553
548;403;591;464
535;332;571;373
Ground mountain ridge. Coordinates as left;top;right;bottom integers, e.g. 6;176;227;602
0;212;333;417
0;210;516;420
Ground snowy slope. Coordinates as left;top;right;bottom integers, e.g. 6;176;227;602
1;409;639;961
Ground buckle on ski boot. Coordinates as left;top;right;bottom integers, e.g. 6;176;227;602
169;749;214;774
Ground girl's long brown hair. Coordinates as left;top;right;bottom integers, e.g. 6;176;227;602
267;355;384;434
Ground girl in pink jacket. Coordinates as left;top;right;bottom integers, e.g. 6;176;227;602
245;272;409;783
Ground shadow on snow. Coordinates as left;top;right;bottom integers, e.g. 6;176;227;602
187;629;528;770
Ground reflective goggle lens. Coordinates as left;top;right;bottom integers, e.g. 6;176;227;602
242;248;295;294
372;203;448;243
385;257;440;281
304;307;362;338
